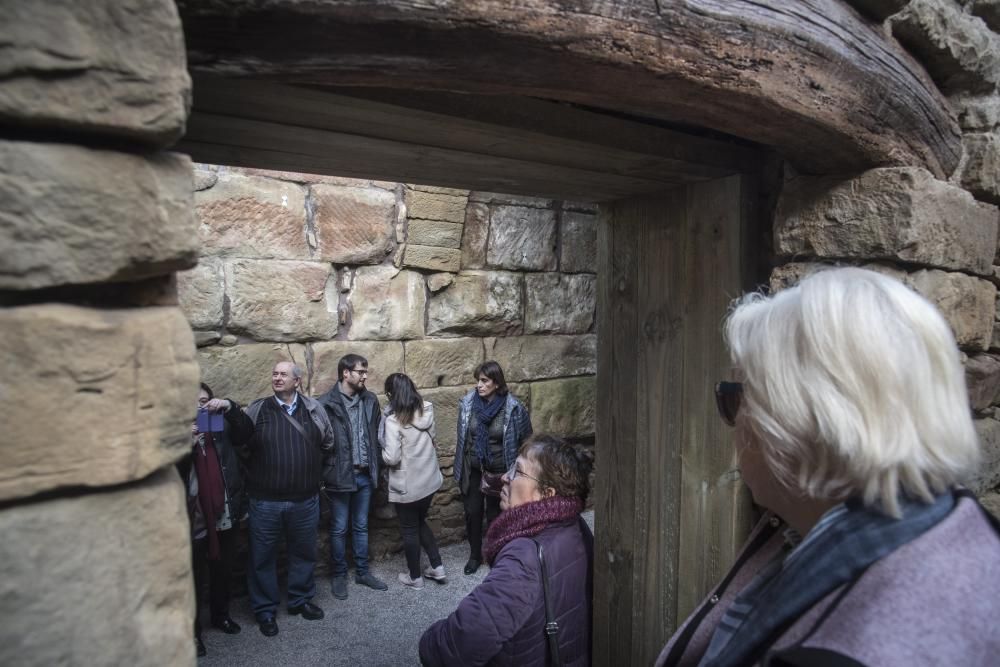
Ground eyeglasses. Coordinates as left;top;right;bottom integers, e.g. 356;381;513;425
506;462;542;485
715;381;743;427
350;368;370;377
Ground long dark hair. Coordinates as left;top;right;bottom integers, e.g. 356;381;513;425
384;373;424;426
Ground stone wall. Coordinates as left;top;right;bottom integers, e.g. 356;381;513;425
785;0;1000;510
179;166;598;558
0;1;198;664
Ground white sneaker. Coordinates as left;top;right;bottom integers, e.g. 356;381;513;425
423;565;447;583
398;572;424;589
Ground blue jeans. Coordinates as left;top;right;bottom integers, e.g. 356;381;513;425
327;471;373;577
247;495;319;620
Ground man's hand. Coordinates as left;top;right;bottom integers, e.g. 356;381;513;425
203;398;231;413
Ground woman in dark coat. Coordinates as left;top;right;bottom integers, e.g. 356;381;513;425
454;361;533;575
420;434;594;667
180;382;254;657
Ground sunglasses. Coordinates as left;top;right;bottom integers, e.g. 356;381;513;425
715;381;743;427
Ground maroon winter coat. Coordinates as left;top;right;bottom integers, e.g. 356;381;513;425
419;518;593;666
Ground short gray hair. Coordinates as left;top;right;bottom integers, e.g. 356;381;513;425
725;267;978;517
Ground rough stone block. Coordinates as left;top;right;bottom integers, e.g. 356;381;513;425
177;257;224;330
421;386;471;456
408;184;470;197
529;376;597;438
312;184;395;264
469;192;553;208
561;212;598;274
311;341;404;396
891;0;1000;93
402;245;463;272
196;172;308;259
427;271;524;336
406;188;469;223
0;141;195;290
966;417;1000;493
0;468;193;667
775;168;999;276
0;0;190;146
950;93;1000;132
461;202;490;269
427;273;455;292
404;338;484;388
525;273;596;334
0;305;198;501
226;259;337;342
966;353;1000;412
487;206;558;271
347;266;426;340
960;132;1000;205
486;334;597;382
194;331;221;347
906;269;996;351
199;342;308;407
407;219;464;249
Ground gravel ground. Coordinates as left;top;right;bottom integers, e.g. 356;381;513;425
198;511;595;667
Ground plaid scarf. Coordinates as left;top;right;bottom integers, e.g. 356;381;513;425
700;490;956;667
482;496;584;565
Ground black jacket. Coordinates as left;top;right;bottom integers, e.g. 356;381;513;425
178;399;254;523
317;385;382;492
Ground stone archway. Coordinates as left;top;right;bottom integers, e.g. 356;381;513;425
3;1;998;666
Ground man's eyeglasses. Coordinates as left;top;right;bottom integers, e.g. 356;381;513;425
506;462;542;485
715;381;743;427
350;368;370;377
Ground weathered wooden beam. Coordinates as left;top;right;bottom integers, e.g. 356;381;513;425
178;0;961;178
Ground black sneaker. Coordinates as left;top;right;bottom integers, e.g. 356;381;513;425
355;572;388;591
331;575;348;600
464;558;481;575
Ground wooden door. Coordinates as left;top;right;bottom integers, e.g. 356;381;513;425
593;174;755;665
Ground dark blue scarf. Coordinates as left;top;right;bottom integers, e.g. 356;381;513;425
471;392;505;466
701;490;956;667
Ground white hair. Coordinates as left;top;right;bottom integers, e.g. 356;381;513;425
725;267;978;517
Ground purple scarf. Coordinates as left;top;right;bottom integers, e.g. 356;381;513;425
482;496;584;565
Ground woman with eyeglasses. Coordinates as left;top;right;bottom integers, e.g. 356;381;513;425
420;433;594;667
657;267;999;667
454;360;533;575
380;372;446;589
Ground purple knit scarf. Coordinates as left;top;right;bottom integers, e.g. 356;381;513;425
482;496;584;565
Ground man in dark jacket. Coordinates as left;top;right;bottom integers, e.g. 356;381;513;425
318;353;388;599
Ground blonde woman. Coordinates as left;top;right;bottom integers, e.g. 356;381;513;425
381;372;445;588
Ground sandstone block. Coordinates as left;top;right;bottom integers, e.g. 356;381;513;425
486;335;597;382
421;386;472;456
226;259;337;342
0;468;193;667
408;184;470;197
469;192;553;208
967;353;1000;412
960;132;1000;205
198;342;308;407
775;168;999;276
0;142;195;290
312;184;395;264
427;273;455;292
402;245;463;272
891;0;1000;93
347;266;426;340
407;219;464;249
406;188;469;223
404;338;484;388
461;202;490;269
196;172;308;259
525;273;596;334
906;269;996;351
967;417;1000;493
529;376;597;438
311;341;404;396
427;271;524;336
487;206;558;271
0;305;198;501
0;0;189;145
177;257;224;330
561;212;598;274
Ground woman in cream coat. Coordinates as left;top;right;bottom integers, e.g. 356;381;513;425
381;372;446;588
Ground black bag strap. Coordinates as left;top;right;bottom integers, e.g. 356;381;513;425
532;538;562;667
279;404;309;441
